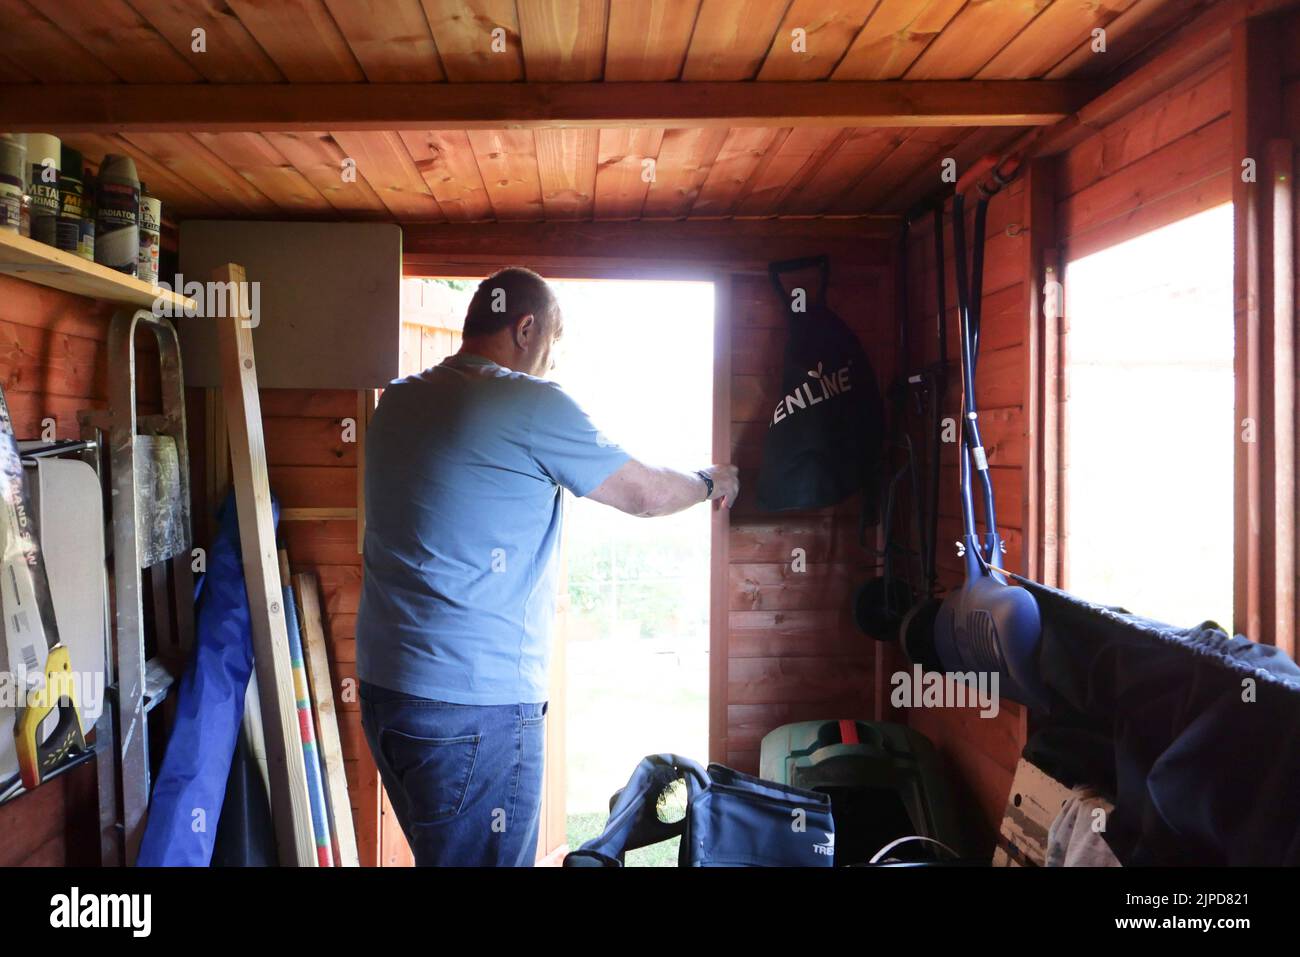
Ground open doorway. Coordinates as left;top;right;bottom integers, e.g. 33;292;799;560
398;275;715;866
549;278;714;865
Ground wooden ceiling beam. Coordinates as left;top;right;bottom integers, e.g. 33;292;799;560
1;81;1097;133
399;217;901;275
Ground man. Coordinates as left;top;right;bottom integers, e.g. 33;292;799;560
357;267;739;866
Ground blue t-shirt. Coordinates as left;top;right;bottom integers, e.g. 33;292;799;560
356;353;630;705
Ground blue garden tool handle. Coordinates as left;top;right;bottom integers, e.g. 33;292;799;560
951;191;1003;580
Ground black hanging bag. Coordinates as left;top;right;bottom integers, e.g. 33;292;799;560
756;256;885;513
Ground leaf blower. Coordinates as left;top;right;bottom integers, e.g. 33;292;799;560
903;153;1050;712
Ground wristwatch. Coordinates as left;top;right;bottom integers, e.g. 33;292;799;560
696;469;714;500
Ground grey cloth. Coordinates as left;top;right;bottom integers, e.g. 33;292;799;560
1046;789;1121;867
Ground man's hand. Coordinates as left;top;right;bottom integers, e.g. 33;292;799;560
700;464;740;509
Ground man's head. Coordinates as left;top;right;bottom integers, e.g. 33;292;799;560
461;267;562;377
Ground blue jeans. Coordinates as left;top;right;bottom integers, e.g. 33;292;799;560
360;681;548;866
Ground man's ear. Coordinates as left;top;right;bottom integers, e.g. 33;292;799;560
514;312;536;348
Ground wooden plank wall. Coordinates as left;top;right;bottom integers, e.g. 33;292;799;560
902;183;1032;851
0;276;117;866
1057;54;1233;261
267;389;372;864
723;265;894;772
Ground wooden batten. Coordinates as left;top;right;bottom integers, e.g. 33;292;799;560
213;263;317;867
1231;10;1299;652
401;218;899;277
1;81;1095;133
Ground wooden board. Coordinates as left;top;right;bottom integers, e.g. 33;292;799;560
756;0;880;81
0;232;193;311
466;130;546;221
294;571;360;867
227;0;366;83
832;0;966;80
592;128;664;219
681;0;790;81
178;222;402;390
399;130;494;222
421;0;524;82
710;275;733;765
604;0;699;81
322;0;447;82
517;0;608;81
213;262;316;867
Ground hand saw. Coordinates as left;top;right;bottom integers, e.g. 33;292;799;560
0;385;86;791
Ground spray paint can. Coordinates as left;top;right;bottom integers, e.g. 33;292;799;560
0;133;24;234
137;187;161;284
26;133;61;247
56;146;93;260
95;154;139;276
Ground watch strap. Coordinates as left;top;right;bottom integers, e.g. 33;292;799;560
696;469;714;499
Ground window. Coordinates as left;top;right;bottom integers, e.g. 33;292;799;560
1062;203;1234;627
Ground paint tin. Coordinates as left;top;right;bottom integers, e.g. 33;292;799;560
26;133;61;247
0;133;25;234
95;154;139;276
137;188;161;284
56;147;93;260
80;174;95;261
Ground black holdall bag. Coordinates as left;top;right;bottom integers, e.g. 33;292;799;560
756;256;885;513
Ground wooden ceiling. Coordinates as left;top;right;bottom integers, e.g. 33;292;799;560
0;0;1217;223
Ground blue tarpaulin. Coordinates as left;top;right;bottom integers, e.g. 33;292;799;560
137;494;278;867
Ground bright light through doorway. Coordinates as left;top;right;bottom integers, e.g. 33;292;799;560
396;276;714;866
1063;203;1234;629
548;278;714;866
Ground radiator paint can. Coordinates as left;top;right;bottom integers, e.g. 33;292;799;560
0;133;24;234
95;154;139;276
26;133;61;247
137;188;161;284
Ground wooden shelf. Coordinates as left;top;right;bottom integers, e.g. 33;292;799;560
0;230;194;312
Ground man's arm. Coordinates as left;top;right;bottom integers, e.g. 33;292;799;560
586;460;740;517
